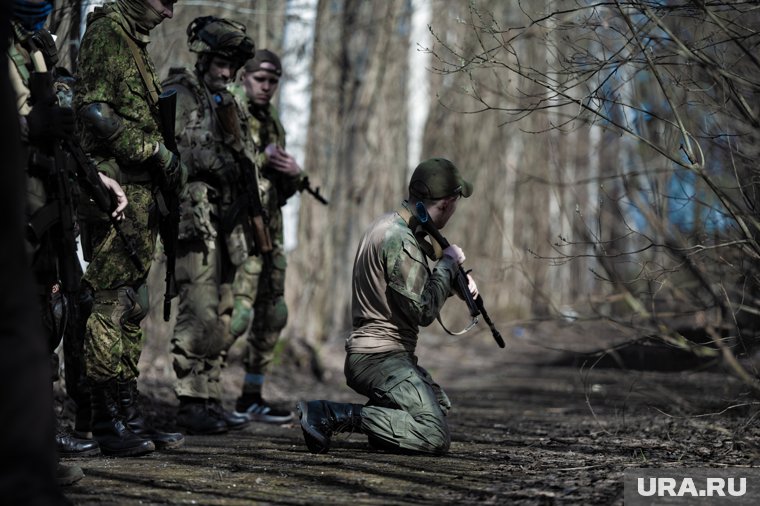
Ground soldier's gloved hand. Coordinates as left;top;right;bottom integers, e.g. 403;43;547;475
26;97;75;141
153;142;188;191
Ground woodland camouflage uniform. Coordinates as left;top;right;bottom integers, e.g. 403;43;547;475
74;0;184;456
230;50;302;423
162;15;258;434
240;102;300;398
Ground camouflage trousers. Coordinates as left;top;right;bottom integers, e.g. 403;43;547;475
242;200;289;379
171;235;262;400
345;351;452;455
82;184;156;383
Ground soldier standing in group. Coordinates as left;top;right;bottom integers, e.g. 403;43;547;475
8;0;139;481
298;158;478;455
74;0;185;456
231;50;303;424
162;16;260;435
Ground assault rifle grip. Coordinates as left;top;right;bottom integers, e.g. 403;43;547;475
415;202;505;349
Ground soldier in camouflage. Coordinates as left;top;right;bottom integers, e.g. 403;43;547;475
7;0;126;484
230;50;302;424
297;158;478;455
74;0;185;456
162;16;258;435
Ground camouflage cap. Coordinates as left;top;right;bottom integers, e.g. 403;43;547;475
243;49;282;76
409;158;473;200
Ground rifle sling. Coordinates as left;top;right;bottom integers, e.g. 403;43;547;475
117;23;159;107
396;203;443;261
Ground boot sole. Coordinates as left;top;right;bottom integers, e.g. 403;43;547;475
296;401;329;454
58;446;101;458
98;440;156;457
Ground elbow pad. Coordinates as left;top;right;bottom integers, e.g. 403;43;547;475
78;102;124;141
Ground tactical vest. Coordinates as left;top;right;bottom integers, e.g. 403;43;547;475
162;68;249;209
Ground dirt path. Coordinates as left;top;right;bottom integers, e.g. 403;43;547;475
61;321;760;505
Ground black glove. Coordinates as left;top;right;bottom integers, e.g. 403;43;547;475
26;96;75;141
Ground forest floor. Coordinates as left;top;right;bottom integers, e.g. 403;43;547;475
58;318;760;505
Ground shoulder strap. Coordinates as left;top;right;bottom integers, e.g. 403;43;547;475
8;43;30;86
105;15;159;106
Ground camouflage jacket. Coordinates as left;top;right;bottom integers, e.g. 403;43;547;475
230;83;303;207
74;2;162;177
346;204;459;354
162;68;258;255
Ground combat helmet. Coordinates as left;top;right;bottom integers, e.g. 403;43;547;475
187;16;255;70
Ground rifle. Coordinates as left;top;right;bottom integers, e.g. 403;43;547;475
65;139;144;273
27;71;80;337
235;153;275;293
415;201;505;349
299;176;328;205
156;90;181;321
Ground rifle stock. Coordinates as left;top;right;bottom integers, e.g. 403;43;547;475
415;201;505;349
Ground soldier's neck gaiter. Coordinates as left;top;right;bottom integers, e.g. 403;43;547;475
117;0;164;38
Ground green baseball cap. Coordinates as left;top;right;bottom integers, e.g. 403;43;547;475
409;158;473;200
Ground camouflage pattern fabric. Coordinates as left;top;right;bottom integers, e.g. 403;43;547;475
75;3;162;383
165;69;261;399
345;351;451;455
240;102;299;377
346;209;459;354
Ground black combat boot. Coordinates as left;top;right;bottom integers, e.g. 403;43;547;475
90;380;155;457
176;397;228;435
208;399;250;431
56;422;100;457
296;400;364;454
118;379;185;450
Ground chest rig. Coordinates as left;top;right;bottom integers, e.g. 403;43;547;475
163;68;251;208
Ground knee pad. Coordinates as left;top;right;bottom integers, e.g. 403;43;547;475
230;297;254;338
252;296;288;333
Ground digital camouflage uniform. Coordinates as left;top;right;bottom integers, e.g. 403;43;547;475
73;0;185;457
164;68;260;403
75;3;162;384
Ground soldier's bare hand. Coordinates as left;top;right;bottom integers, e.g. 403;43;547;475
98;173;128;220
467;273;479;300
265;144;301;177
